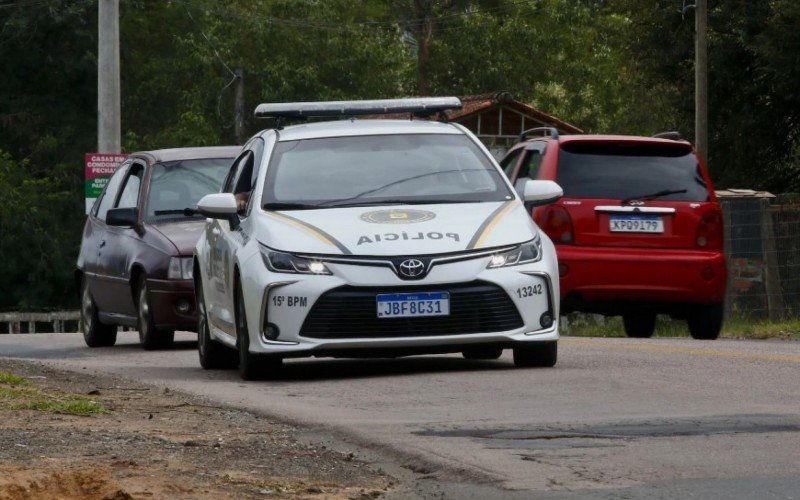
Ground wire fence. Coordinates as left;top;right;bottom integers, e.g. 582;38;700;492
722;193;800;321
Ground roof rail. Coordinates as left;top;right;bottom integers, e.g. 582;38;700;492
652;131;682;141
254;97;462;120
520;127;559;141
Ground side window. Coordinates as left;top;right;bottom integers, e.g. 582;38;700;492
233;152;255;195
222;152;248;193
518;151;543;180
116;164;144;209
96;162;129;222
500;148;522;177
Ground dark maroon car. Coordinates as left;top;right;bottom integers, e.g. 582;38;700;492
76;147;239;349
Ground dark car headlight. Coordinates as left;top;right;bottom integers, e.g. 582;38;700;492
168;257;193;279
486;236;542;269
260;245;331;275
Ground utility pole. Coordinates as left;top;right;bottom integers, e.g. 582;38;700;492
98;0;121;153
695;0;708;162
234;68;245;145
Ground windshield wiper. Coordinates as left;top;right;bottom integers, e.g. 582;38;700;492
323;199;476;209
622;189;687;206
262;202;320;211
153;208;197;216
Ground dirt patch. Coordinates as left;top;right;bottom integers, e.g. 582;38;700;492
0;359;392;499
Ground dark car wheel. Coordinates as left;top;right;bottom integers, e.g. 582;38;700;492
688;303;723;340
137;275;174;350
236;283;282;380
513;341;557;368
81;278;117;347
623;313;656;338
462;347;504;360
196;273;237;369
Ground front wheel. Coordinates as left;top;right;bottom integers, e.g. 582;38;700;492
623;313;656;338
137;276;174;350
81;278;117;347
196;273;237;369
513;342;557;368
236;282;282;380
688;303;723;340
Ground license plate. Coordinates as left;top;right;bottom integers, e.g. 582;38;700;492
609;215;664;233
376;292;450;318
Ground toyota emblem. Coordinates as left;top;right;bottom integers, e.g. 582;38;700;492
398;259;425;279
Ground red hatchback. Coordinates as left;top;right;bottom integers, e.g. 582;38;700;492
502;129;726;339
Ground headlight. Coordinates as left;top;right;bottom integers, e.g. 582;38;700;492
486;236;542;269
260;245;331;275
168;257;193;279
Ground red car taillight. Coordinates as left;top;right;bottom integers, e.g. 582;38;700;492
537;205;574;244
696;209;724;249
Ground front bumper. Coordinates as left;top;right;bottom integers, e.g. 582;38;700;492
147;278;197;331
557;246;726;313
239;250;559;356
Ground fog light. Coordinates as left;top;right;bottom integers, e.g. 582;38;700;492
263;323;280;341
177;300;190;313
558;263;569;277
540;312;554;328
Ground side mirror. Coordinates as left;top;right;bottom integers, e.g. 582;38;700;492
522;180;563;206
106;207;138;227
197;193;240;229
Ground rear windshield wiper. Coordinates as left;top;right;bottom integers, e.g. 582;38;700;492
622;189;687;206
262;202;320;211
153;208;197;216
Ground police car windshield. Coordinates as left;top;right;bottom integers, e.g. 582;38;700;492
262;134;512;208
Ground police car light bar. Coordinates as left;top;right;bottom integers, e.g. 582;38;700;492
254;97;462;119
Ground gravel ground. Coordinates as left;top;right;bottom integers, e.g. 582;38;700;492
0;358;393;499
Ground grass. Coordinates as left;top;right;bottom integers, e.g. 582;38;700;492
0;369;109;415
0;371;32;386
562;314;800;340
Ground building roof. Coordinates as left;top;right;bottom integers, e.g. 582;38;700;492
450;92;583;134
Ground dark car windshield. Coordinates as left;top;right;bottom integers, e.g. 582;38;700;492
261;134;512;208
146;158;231;218
557;143;709;201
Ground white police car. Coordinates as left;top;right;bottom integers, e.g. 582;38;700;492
193;98;563;379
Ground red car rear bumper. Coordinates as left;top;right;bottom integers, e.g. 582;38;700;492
147;278;197;331
557;246;726;313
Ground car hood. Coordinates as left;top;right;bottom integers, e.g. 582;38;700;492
150;219;206;256
257;201;535;256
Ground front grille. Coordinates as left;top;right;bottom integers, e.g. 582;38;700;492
300;281;523;339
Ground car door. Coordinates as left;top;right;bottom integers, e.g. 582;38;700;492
102;161;145;317
89;161;131;313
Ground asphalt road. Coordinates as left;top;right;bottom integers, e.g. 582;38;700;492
2;332;799;498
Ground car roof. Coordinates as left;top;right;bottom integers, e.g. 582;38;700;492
132;146;241;163
267;119;464;142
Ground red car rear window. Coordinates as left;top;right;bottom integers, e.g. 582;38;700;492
557;142;709;202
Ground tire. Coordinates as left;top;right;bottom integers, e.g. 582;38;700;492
462;347;504;360
688;303;723;340
623;313;656;338
80;278;117;347
196;273;237;369
235;282;282;380
137;275;174;350
513;341;557;368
